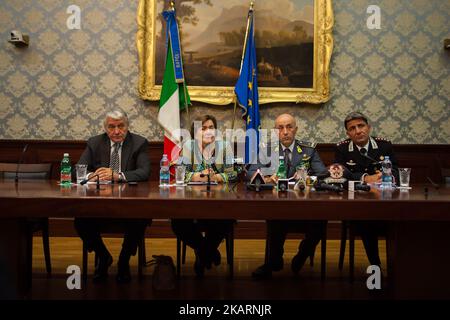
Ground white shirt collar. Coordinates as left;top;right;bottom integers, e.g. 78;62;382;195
349;138;377;152
355;141;370;152
110;140;122;149
281;141;295;153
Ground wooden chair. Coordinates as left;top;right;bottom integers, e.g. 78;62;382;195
176;226;235;278
0;163;53;286
81;225;147;282
441;168;450;184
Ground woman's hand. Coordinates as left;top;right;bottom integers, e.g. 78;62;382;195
213;174;223;183
191;172;207;182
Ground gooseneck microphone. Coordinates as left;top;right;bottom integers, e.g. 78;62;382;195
200;164;213;192
359;148;380;164
80;174;100;185
80;173;101;190
15;144;29;183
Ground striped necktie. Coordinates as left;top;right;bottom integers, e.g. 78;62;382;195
110;143;120;173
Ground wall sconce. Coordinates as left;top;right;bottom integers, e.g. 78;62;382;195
8;30;29;47
444;39;450;50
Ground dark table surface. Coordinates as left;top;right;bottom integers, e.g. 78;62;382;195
1;180;449;220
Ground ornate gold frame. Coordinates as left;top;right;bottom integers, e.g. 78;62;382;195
137;0;334;105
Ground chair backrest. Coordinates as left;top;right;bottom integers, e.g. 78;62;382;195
442;168;450;185
0;163;52;180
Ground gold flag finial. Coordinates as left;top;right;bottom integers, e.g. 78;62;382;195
250;1;254;11
169;1;175;10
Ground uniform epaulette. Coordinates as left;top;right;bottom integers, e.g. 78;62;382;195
374;137;391;143
297;141;316;148
336;139;350;146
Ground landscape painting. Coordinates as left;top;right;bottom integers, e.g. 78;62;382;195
155;0;314;88
137;0;333;104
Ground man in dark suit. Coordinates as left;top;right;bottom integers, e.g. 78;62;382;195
74;110;150;283
335;111;399;267
249;114;329;279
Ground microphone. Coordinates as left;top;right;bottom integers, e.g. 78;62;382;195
15;144;29;183
359;148;380;164
314;181;344;193
426;176;439;189
199;163;213;192
344;181;371;192
80;173;100;185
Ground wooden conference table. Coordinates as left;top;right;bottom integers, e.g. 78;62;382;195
0;180;449;299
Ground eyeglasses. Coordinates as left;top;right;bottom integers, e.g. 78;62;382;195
107;124;127;131
201;126;215;131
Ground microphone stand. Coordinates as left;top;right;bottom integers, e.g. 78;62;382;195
15;144;28;184
80;174;101;190
200;164;213;193
206;168;211;193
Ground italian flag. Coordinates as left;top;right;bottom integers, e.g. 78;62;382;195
158;43;190;164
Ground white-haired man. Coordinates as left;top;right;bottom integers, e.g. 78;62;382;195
74;110;150;283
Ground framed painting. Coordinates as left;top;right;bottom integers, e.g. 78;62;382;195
137;0;334;105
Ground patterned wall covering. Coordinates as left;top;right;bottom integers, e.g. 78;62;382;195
0;0;449;143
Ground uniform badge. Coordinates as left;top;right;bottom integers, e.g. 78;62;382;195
297;145;302;154
380;156;384;161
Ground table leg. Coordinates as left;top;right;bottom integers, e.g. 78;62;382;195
387;221;450;299
0;219;29;299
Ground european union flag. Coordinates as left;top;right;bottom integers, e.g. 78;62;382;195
234;8;260;164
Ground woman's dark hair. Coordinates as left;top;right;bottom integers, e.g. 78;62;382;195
190;114;217;138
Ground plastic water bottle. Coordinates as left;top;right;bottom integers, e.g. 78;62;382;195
60;153;72;186
159;154;170;186
276;156;286;179
381;156;393;189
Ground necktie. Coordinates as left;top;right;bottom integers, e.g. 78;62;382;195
284;148;291;177
110;143;120;173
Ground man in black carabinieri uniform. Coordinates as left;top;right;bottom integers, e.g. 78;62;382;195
335;111;399;267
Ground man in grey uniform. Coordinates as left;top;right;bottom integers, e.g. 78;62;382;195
248;114;328;279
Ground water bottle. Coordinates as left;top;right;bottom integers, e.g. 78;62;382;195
159;154;170;186
60;153;72;186
276;156;286;179
381;156;393;188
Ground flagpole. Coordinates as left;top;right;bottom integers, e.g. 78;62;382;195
169;0;190;131
239;1;254;74
234;1;254;129
231;96;238;130
182;80;190;127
